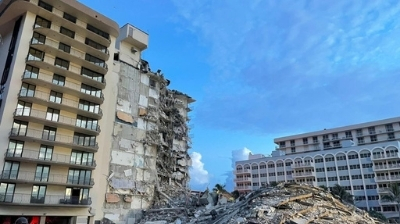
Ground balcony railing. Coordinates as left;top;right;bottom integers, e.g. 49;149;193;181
292;171;315;177
14;108;100;133
234;186;252;191
291;162;314;168
234;169;251;174
0;171;94;186
10;128;98;151
374;164;400;171
5;149;96;168
234;177;251;182
372;152;400;160
0;193;91;206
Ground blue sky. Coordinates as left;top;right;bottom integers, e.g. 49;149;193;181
82;0;400;191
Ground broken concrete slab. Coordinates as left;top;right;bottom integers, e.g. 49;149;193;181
105;193;120;203
117;110;134;123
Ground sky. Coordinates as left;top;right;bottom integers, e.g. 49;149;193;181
81;0;400;191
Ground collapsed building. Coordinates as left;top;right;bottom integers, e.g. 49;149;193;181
100;24;195;224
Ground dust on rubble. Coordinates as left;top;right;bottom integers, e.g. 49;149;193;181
139;183;384;224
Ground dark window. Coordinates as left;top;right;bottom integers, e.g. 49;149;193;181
34;165;49;182
39;145;53;160
49;90;62;104
16;100;32;116
86;24;109;39
54;57;69;69
68;169;92;185
71;151;94;166
52;74;65;86
63;12;76;23
0;183;15;202
2;161;19;179
7;140;24;157
85;38;107;53
27;48;44;61
386;124;394;132
60;26;75;38
76;115;98;131
370;135;377;142
58;42;70;53
80;84;102;98
388;133;395;140
73;133;96;147
11;120;28;136
31;185;46;204
78;99;100;114
46;108;59;122
31;32;46;44
85;54;106;68
23;65;39;79
38;0;52;11
81;67;104;83
150;79;156;88
34;16;51;28
42;126;56;141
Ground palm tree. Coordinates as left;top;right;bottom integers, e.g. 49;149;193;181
213;184;226;194
368;210;387;222
381;184;400;222
231;190;240;199
331;184;354;204
319;185;328;191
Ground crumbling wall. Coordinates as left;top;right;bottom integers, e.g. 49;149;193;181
103;61;194;223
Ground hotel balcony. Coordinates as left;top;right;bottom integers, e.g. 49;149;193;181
291;162;315;169
373;164;400;171
0;171;94;188
292;172;316;178
379;200;397;206
378;187;390;193
372;152;400;161
0;194;91;207
10;128;98;152
234;186;252;191
26;53;106;90
234;177;251;183
18;90;102;119
22;71;104;103
234;169;251;174
118;24;148;50
375;175;400;183
5;149;96;170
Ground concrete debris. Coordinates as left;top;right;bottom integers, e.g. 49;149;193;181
117;110;135;124
139;183;382;224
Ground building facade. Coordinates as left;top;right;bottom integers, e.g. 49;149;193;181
0;1;194;224
235;117;400;220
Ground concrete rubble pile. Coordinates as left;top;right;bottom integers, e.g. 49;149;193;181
139;183;383;224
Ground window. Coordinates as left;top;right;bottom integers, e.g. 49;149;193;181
317;178;326;182
279;142;286;148
327;167;336;171
49;90;62;104
42;126;56;141
251;165;258;170
34;16;51;28
46;108;59;122
85;54;106;68
268;172;275;176
65;187;90;203
52;74;65;86
345;131;352;138
70;151;94;166
39;145;53;161
276;163;284;167
328;177;338;181
348;154;358;160
27;48;44;61
332;133;338;140
80;84;102;98
356;129;363;136
368;195;379;201
386;124;394;132
325;157;334;162
20;83;35;97
350;164;361;169
286;171;292;175
364;174;375;179
336;155;346;161
60;26;75;38
150;79;156;88
360;152;371;158
353;185;364;190
34;165;50;182
354;196;366;201
340;176;350;180
76;115;98;131
23;65;39;79
323;142;331;149
31;185;46;204
362;163;373;168
366;185;377;189
388;133;395;140
303;138;308;144
357;137;364;144
54;57;69;69
290;140;295;146
277;172;284;176
38;0;52;11
68;169;92;185
312;136;318;143
7;140;24;157
78;100;100;114
31;32;46;44
11;120;28;136
370;135;377;142
86;24;110;39
16;100;32;116
73;133;96;147
316;168;325;172
291;147;295;153
267;163;275;168
351;175;362;179
85;38;107;53
63;12;76;23
315;158;323;163
260;173;267;177
0;183;15;202
368;127;376;135
332;141;340;147
259;164;266;169
323;135;329;141
2;161;19;179
58;42;71;53
338;166;348;170
252;174;258;178
81;67;104;83
285;161;292;166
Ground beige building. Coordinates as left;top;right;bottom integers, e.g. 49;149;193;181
235;116;400;221
0;0;194;224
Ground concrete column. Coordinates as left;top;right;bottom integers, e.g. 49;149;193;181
88;216;95;224
39;216;46;224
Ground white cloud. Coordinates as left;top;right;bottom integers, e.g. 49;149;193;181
189;152;209;187
224;147;252;191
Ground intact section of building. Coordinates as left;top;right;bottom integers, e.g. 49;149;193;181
234;117;400;220
98;24;194;223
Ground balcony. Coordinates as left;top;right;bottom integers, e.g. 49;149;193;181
0;171;94;187
234;169;251;174
10;128;98;152
291;162;314;169
119;24;148;50
26;53;105;90
14;108;100;135
292;171;315;178
372;152;400;161
375;175;400;183
18;90;102;119
378;188;390;193
379;200;397;205
234;177;251;182
0;193;91;207
373;164;400;171
5;149;96;170
234;186;252;191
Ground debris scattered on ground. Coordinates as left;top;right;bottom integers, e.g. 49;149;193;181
139;183;382;224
